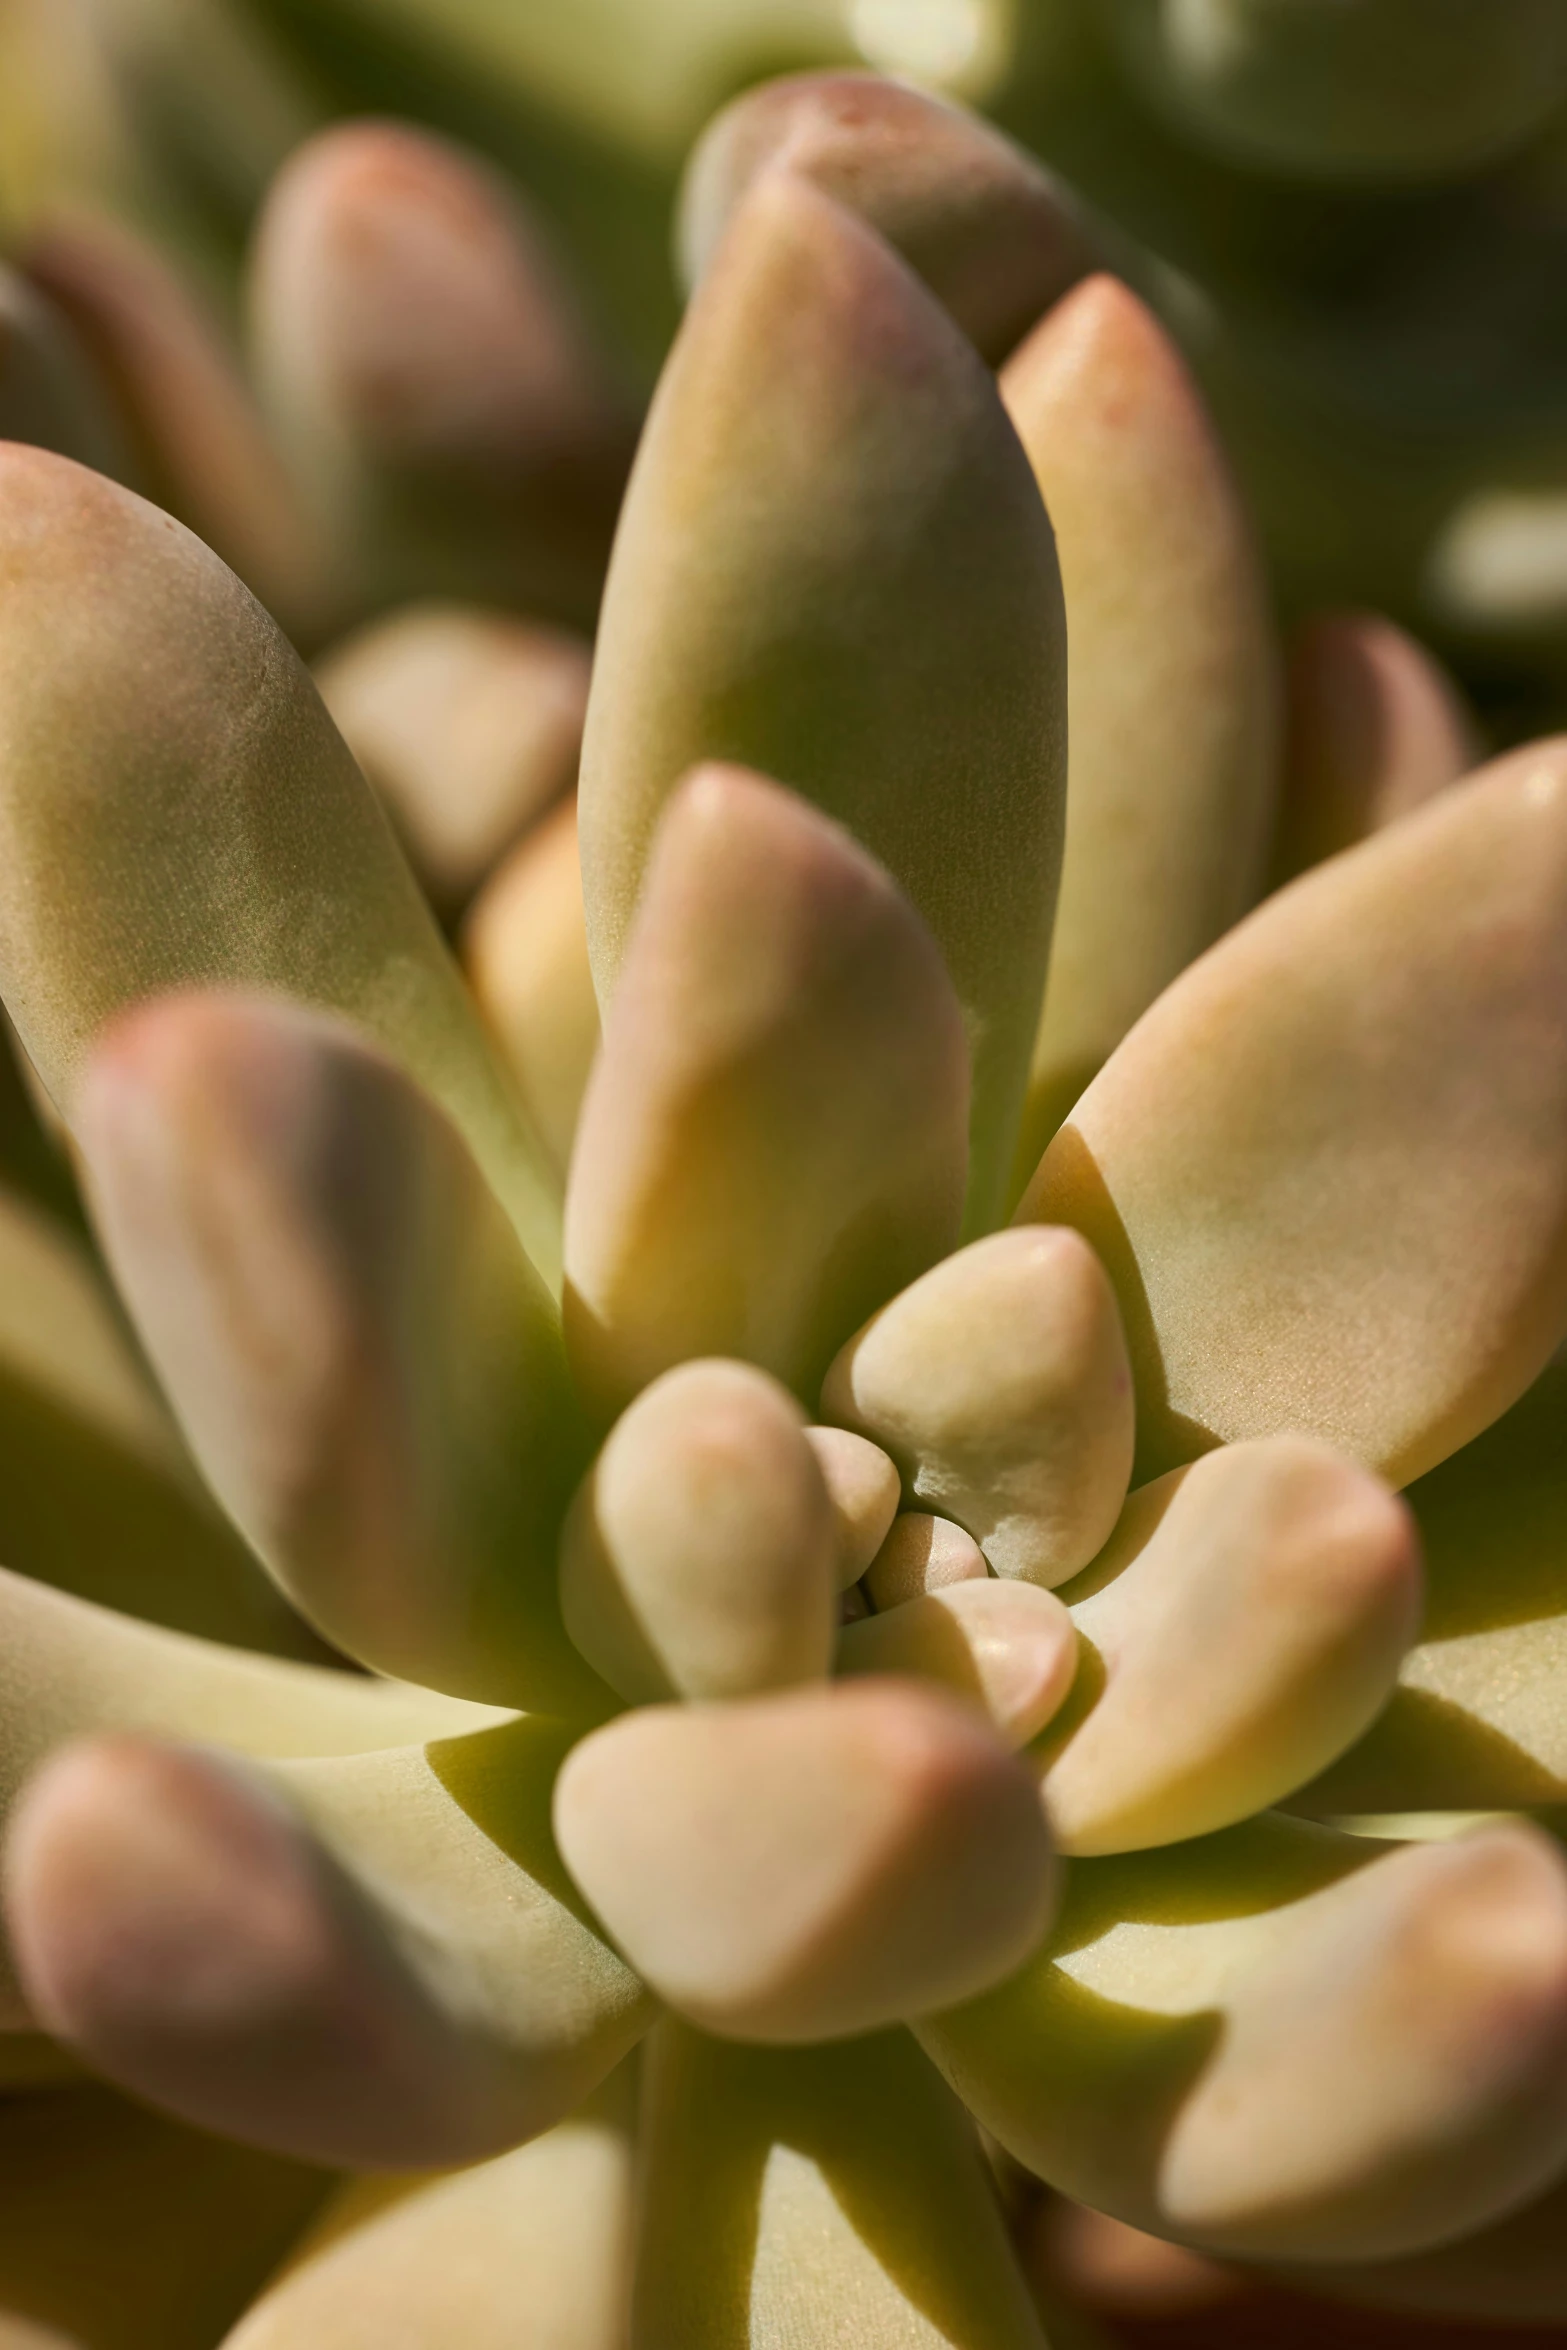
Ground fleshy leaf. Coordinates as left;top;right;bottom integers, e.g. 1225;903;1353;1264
1021;740;1567;1486
865;1514;990;1610
1003;273;1278;1182
554;1679;1055;2043
578;169;1066;1230
1106;0;1567;179
805;1426;901;1589
564;766;968;1415
838;1581;1078;1752
78;991;600;1712
0;1179;306;1651
24;207;343;646
1039;1438;1421;1853
919;1813;1567;2262
560;1358;836;1706
823;1226;1134;1587
633;2022;1048;2349
1300;1363;1567;1811
248;120;633;628
0;444;562;1280
462;792;599;1181
1272;610;1477;883
6;1721;654;2168
316;602;589;918
0;1567;504;2005
678;71;1104;364
221;2068;636;2349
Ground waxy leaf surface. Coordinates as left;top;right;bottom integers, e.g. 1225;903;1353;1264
579;171;1065;1229
1023;741;1567;1485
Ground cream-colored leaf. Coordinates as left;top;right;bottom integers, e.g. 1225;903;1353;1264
6;1720;654;2167
1022;740;1567;1486
560;1358;836;1706
554;1680;1054;2042
248;121;631;628
564;766;968;1415
823;1226;1133;1586
633;2022;1047;2349
1427;483;1567;636
1040;1439;1421;1854
222;2067;636;2349
0;1556;499;1759
679;71;1103;363
1003;273;1278;1182
805;1425;901;1589
462;794;599;1181
838;1580;1077;1751
78;992;600;1712
865;1513;990;1610
1299;1363;1567;1812
0;1566;505;2003
0;444;561;1281
578;169;1065;1230
316;603;589;917
919;1813;1567;2261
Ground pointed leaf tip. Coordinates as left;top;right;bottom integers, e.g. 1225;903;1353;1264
679;70;1104;363
0;445;561;1279
77;990;598;1713
580;167;1065;1230
249;120;632;625
565;764;969;1416
1022;739;1567;1487
560;1357;837;1705
1003;270;1279;1185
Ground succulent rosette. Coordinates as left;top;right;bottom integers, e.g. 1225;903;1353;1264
0;64;1565;2350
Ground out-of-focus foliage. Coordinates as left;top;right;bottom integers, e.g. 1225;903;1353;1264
11;0;1567;721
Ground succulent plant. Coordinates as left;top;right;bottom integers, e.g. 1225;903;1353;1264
0;108;639;641
0;110;630;1127
16;0;1567;699
3;57;1567;2350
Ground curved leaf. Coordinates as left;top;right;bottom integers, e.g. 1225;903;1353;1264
1022;740;1567;1486
633;2023;1048;2350
0;445;561;1280
1003;273;1278;1182
578;169;1065;1230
